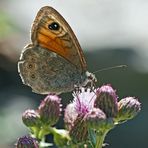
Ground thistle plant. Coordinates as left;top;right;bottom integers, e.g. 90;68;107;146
16;84;141;148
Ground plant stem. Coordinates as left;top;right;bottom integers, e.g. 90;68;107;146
38;126;52;139
95;130;108;148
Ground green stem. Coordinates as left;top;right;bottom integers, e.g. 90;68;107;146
38;126;52;139
30;127;40;139
95;130;108;148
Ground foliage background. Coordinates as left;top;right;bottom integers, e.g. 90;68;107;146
0;0;147;147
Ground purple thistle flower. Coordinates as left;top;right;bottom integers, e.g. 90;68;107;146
64;85;141;145
64;88;97;143
22;109;40;127
16;136;39;148
38;94;61;126
73;88;97;116
116;97;141;123
95;84;118;118
85;108;114;131
85;108;107;130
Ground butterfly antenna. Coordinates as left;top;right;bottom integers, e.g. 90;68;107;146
93;65;127;74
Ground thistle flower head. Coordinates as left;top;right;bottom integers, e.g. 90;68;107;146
22;109;40;127
116;97;141;123
64;88;97;143
73;88;97;116
85;108;106;130
95;84;118;118
38;94;61;126
85;108;114;131
16;136;39;148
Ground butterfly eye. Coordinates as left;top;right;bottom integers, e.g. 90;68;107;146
48;22;60;30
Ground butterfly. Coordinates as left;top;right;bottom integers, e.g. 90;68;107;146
18;6;96;94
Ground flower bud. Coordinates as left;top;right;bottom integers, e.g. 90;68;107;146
95;85;118;118
22;109;40;127
69;115;88;143
38;94;61;126
85;108;114;131
16;136;39;148
116;97;141;123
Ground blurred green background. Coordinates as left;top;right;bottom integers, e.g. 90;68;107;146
0;0;147;147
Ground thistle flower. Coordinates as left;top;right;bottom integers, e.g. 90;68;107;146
85;108;114;131
16;136;39;148
95;84;118;118
85;108;106;130
116;97;141;123
38;94;61;126
73;88;97;116
64;88;97;143
22;109;40;127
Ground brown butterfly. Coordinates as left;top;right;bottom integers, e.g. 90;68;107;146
18;6;96;94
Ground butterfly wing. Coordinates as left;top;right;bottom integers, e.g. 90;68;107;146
31;6;87;73
18;45;88;94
